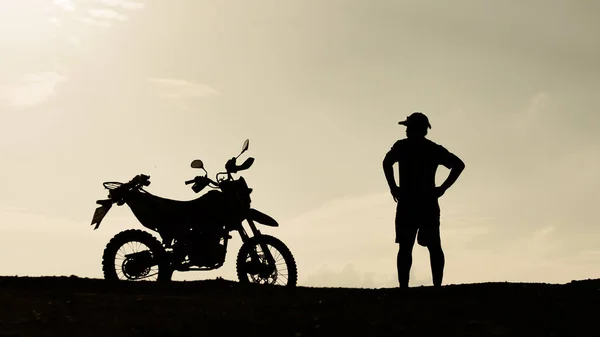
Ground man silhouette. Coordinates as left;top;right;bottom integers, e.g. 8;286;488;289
383;112;465;288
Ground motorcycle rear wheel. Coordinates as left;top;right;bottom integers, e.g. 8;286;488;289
236;235;298;287
102;229;172;282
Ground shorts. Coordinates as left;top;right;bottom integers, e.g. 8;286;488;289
395;203;441;247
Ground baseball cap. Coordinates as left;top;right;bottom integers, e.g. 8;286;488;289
398;112;431;129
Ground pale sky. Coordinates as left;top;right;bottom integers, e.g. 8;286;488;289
0;0;599;287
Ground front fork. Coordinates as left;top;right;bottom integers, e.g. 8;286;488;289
238;219;277;270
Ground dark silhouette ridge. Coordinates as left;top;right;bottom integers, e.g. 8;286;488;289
0;276;598;337
383;112;465;288
89;139;298;286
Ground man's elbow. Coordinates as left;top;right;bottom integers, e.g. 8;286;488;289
455;159;465;171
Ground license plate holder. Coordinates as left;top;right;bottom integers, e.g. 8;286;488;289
91;205;112;229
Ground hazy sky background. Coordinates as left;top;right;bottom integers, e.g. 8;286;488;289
0;0;599;287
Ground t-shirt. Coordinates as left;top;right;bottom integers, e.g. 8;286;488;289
388;138;456;216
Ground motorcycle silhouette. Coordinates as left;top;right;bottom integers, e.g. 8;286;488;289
90;139;298;287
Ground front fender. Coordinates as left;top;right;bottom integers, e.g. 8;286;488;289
248;208;279;227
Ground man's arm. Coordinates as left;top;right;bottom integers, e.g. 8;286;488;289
437;152;465;197
383;150;399;202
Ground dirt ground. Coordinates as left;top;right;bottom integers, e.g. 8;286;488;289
0;276;598;337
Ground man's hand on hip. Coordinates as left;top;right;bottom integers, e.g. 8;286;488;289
390;186;400;202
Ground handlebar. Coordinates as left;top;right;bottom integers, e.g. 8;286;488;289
185;154;255;189
185;176;219;187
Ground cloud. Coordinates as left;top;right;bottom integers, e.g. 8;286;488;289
95;0;145;10
148;78;220;100
52;1;144;31
0;72;67;108
121;1;145;10
88;8;129;21
95;0;124;5
148;78;219;111
44;0;146;48
53;0;75;12
78;17;113;28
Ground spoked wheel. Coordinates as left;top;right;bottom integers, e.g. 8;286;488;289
236;235;298;287
102;229;172;282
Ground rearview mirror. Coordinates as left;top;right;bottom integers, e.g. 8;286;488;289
241;139;249;153
190;160;204;169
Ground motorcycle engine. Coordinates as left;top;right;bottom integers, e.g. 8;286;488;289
187;230;226;267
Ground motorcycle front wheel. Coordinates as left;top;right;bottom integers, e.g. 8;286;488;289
102;229;172;282
236;235;298;287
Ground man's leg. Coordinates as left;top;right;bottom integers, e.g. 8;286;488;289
397;226;417;288
424;226;445;287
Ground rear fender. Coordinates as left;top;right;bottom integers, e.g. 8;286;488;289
91;200;113;230
247;208;279;227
